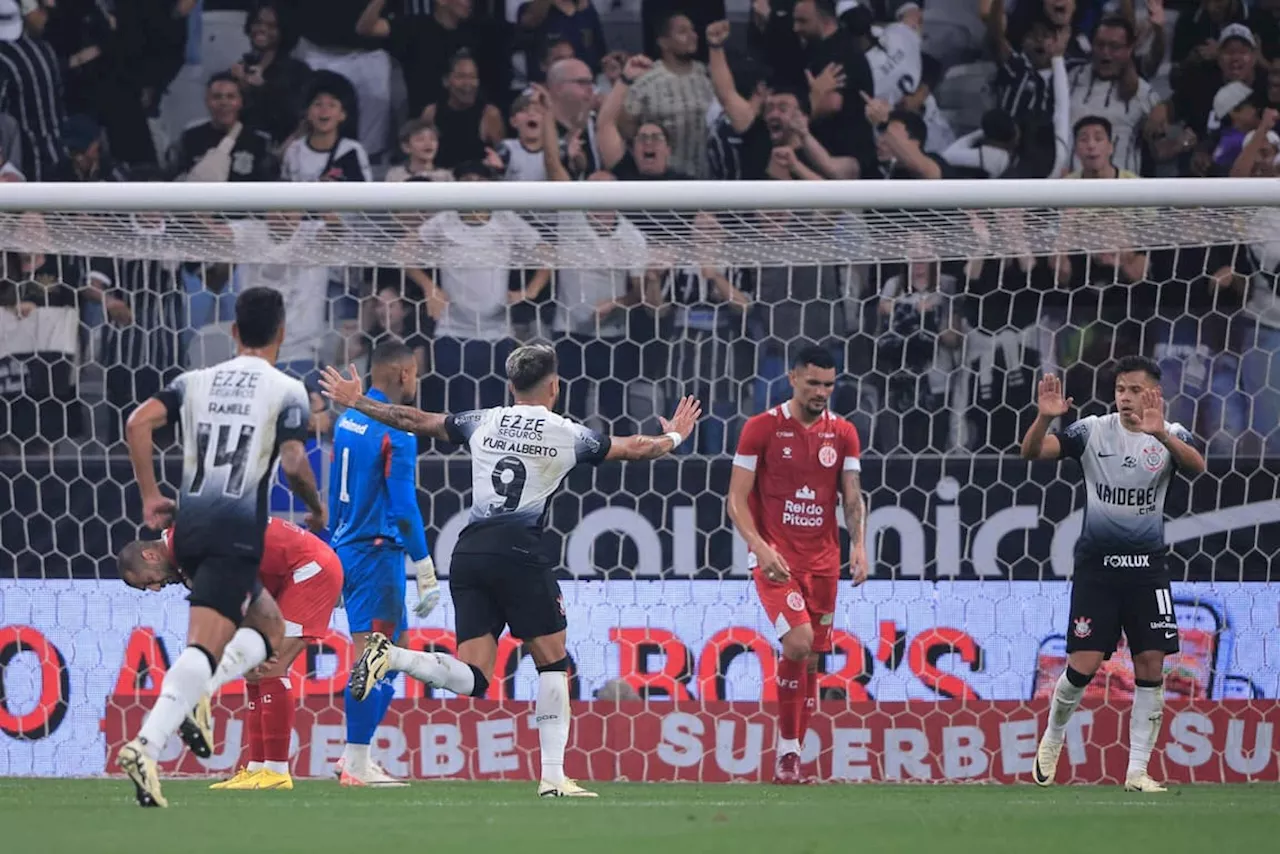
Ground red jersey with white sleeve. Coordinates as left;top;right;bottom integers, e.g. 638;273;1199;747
164;517;343;638
733;405;862;575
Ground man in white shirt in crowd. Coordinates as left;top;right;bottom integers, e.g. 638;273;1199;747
416;161;552;416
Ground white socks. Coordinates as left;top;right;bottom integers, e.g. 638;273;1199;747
206;629;270;695
341;743;371;775
777;737;801;757
138;647;215;760
263;760;289;775
1045;672;1086;742
246;761;265;773
386;647;476;695
536;670;571;786
1128;684;1164;778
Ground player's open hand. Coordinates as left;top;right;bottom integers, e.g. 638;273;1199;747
660;395;703;442
1036;373;1072;419
1138;387;1166;436
142;494;175;531
319;364;364;409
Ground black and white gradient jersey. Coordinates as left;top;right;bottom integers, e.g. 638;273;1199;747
157;355;311;557
1054;413;1195;570
445;405;611;557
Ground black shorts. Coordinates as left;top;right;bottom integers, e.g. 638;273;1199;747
173;515;263;626
1067;564;1179;656
449;552;567;644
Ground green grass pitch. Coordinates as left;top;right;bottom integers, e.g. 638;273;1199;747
2;779;1277;854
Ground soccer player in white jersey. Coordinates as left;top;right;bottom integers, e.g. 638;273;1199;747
1020;356;1206;793
117;287;327;807
320;344;701;797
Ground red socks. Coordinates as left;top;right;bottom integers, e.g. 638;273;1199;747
799;667;817;739
777;657;806;742
244;681;264;765
256;677;295;765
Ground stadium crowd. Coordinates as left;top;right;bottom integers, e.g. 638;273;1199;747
1;0;1279;460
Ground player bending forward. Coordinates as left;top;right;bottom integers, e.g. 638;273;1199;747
1021;357;1205;793
118;287;327;807
320;344;701;797
329;342;441;787
727;346;867;785
118;516;343;791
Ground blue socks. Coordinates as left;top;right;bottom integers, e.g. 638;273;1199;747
345;674;397;746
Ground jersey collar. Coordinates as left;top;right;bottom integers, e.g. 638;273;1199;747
367;388;389;403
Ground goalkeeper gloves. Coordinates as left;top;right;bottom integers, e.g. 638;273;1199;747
413;556;441;618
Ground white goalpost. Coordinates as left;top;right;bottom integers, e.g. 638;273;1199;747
0;179;1277;785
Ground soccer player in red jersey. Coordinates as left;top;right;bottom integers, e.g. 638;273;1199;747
118;516;343;790
727;346;868;784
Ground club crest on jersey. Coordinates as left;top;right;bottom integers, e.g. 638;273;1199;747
818;445;838;468
1141;445;1164;472
782;446;793;459
786;591;806;612
1073;617;1092;638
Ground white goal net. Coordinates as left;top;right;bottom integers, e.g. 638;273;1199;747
0;180;1277;784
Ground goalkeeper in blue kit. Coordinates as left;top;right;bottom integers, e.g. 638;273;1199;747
329;342;441;787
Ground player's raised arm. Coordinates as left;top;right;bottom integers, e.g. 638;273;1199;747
319;364;452;441
604;396;702;461
1020;373;1073;460
126;384;181;530
385;429;441;616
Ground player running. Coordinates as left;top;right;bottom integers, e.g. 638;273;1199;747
320;343;700;797
1020;357;1205;793
118;287;326;807
727;346;867;785
328;341;440;787
117;516;343;791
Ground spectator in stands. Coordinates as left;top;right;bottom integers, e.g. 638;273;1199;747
874;109;951;179
984;0;1078;123
765;97;854;180
706;22;772;181
642;0;726;64
749;0;804;91
792;0;877;177
862;0;924;107
385;118;451;182
361;284;429;377
875;247;966;451
61;115;128;182
1230;109;1280;177
1252;0;1280;62
896;53;956;156
0;0;68;181
416;161;550;414
231;2;312;149
599;58;689;180
1067;17;1167;176
282;79;372;182
1172;23;1268;151
1172;0;1249;70
550;171;654;434
942;108;1023;177
167;72;278;181
623;16;713;179
494;91;548;181
1239;172;1280;456
423;50;504;170
544;58;600;177
517;0;607;74
88;212;186;446
1065;115;1138;178
357;0;507;124
662;234;751;453
36;0;156;168
1211;81;1263;169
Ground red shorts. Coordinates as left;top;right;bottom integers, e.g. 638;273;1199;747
752;570;839;652
274;553;344;640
